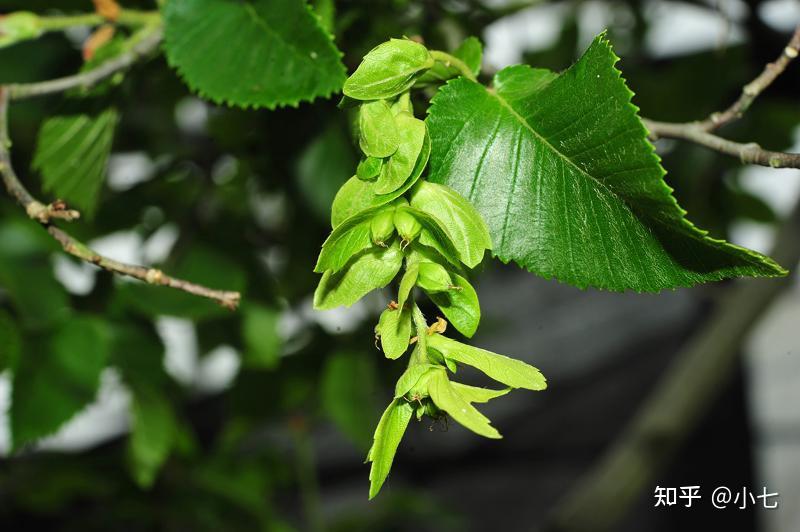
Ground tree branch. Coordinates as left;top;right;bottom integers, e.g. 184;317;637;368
6;25;163;101
642;25;800;168
698;25;800;132
542;200;800;532
644;118;800;169
0;60;241;310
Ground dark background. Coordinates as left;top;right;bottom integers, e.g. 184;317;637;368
0;1;798;531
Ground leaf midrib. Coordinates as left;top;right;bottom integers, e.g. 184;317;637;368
487;83;774;271
487;84;625;211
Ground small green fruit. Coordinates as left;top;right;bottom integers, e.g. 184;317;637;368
393;208;422;244
370;209;396;246
416;262;452;293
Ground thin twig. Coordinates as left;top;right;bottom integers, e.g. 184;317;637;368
698;25;800;132
0;68;240;310
6;25;163;101
543;198;800;532
642;26;800;168
644;118;800;169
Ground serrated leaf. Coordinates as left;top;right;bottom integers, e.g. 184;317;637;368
11;316;111;449
314;241;403;309
128;384;179;488
356;156;383;180
428;334;546;391
427;369;500;439
367;398;413;499
454;37;483;76
376;307;412;359
331;172;420;228
359;100;399;157
0;310;21;372
375;112;427;194
315;205;387;273
428;272;480;338
451;382;510;403
344;38;433;100
163;0;346;109
32;109;118;217
322;351;378;449
242;304;282;369
410;181;491;268
426;34;786;291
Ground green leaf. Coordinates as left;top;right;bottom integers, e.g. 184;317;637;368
314;242;404;309
109;323;178;487
316;205;387;273
163;0;346;109
32;109;118;217
367;398;414;499
397;261;419;309
427;369;500;439
0;310;21;372
410;181;491;268
426;34;786;291
393;363;437;398
428;334;546;391
322;351;379;449
375;112;428;194
356;156;383;180
343;38;433;100
376;307;412;359
359;100;399;157
454;37;483;76
331;173;419;228
451;382;510;403
242;304;282;369
11;316;111;449
128;384;179;488
428;272;480;338
0;220;69;330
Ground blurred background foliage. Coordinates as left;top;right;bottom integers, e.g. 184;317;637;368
0;1;799;531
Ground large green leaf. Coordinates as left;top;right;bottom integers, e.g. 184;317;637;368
163;0;346;109
32;109;118;217
11;317;111;449
426;34;786;291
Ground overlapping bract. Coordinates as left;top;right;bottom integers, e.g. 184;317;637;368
313;37;547;500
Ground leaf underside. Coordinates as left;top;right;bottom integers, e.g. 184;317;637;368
163;0;346;109
33;109;118;217
426;34;786;292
